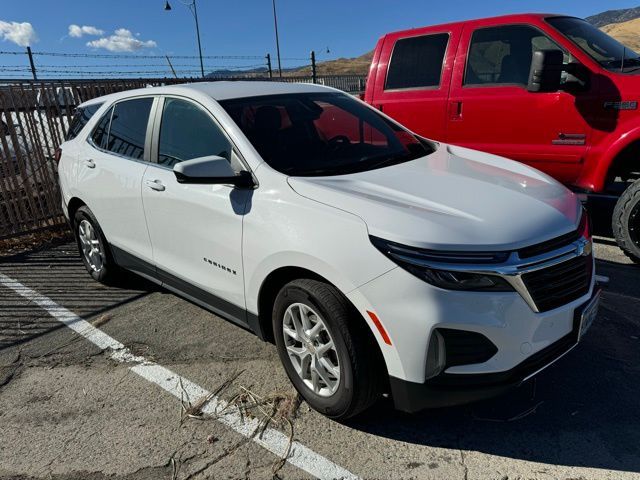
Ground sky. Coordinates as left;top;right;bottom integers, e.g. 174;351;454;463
0;0;638;77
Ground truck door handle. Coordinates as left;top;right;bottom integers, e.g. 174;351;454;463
145;179;165;191
449;101;463;120
83;159;95;169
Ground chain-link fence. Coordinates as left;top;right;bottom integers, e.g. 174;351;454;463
0;75;366;240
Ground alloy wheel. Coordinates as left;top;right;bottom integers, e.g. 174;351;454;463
282;302;341;397
78;219;104;273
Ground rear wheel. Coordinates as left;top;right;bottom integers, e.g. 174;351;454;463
74;206;119;283
273;279;382;420
613;179;640;264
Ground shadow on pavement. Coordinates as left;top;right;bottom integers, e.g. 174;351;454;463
350;256;639;473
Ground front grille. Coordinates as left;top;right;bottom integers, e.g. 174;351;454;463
522;254;592;312
518;229;580;259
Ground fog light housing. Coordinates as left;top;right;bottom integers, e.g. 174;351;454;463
425;330;446;379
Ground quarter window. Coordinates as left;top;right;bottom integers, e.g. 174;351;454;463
90;107;112;150
385;33;449;90
158;98;232;168
465;25;566;86
105;98;153;160
67;103;102;140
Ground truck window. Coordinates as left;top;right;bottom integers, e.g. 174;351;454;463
385;33;449;90
465;25;565;86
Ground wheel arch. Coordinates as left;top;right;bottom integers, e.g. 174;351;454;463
67;197;87;226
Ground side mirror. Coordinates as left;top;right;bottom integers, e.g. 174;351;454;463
173;155;255;188
527;49;564;93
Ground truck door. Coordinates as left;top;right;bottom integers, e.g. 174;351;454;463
446;22;592;185
370;26;461;142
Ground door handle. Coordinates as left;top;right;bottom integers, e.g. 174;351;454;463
449;101;463;121
83;159;95;169
145;179;165;191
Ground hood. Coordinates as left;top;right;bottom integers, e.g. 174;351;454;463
287;144;581;251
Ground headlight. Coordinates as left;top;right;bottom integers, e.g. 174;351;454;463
370;236;513;292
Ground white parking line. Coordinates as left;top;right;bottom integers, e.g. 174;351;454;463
0;272;359;480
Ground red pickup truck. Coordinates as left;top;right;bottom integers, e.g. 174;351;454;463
364;13;640;262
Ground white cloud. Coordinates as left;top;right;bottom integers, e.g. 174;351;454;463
86;28;156;52
68;24;104;38
0;20;38;47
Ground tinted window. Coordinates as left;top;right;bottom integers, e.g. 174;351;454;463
465;25;565;86
90;107;112;149
385;33;449;90
220;92;434;177
106;98;153;160
67;103;102;140
548;16;640;71
158;98;232;168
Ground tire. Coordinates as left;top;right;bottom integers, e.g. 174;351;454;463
73;206;120;283
273;279;382;420
612;179;640;264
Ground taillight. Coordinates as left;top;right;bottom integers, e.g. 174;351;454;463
54;147;62;165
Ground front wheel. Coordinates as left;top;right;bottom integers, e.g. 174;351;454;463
613;179;640;264
273;279;382;420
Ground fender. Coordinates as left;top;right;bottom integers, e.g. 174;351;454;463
578;126;640;193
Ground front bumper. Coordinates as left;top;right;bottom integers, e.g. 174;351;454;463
389;288;600;412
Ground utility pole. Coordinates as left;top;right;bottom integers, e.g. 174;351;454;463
164;0;205;78
272;0;282;77
26;46;37;80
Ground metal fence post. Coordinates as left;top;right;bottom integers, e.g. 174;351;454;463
266;54;273;80
311;50;317;84
26;47;37;80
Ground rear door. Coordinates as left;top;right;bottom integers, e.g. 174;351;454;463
77;97;155;270
446;21;592;183
141;96;250;321
369;25;462;141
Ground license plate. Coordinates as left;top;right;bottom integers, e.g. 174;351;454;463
578;289;601;340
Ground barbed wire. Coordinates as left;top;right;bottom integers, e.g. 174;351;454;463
0;50;309;61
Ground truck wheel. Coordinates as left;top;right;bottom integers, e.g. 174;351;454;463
612;179;640;264
273;279;382;420
74;206;120;283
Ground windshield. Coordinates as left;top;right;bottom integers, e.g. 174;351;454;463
219;92;434;176
547;16;640;72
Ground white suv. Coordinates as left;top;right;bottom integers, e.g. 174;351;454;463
58;82;600;419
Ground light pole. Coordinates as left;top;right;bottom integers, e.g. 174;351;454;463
164;0;205;78
272;0;282;78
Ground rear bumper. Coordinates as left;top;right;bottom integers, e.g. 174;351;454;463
389;290;596;412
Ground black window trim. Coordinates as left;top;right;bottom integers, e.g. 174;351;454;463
383;31;451;93
462;22;569;90
148;94;252;177
86;95;158;165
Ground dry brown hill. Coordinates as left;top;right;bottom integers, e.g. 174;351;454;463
602;17;640;52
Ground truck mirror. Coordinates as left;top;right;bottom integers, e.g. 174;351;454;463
527;49;564;93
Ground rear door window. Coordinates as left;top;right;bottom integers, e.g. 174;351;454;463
67;103;102;140
106;98;153;160
385;33;449;90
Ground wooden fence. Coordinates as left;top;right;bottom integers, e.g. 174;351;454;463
0;75;366;240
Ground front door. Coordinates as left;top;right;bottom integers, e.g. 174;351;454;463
446;22;593;184
141;96;250;321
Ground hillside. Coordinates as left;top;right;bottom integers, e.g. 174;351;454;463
586;6;640;27
601;17;640;52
